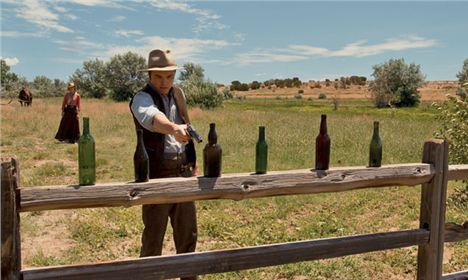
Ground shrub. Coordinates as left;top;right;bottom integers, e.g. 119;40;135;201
294;94;303;99
318;93;327;99
433;94;467;208
369;58;425;108
179;75;223;109
298;89;304;94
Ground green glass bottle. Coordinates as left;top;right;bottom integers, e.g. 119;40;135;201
255;126;268;174
78;117;96;185
203;123;222;177
369;121;382;167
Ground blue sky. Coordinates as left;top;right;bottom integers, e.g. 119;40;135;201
1;1;467;84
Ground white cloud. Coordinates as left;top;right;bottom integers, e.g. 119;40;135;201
289;36;437;58
54;37;106;54
109;15;126;22
102;35;231;63
65;14;78;20
15;0;73;33
2;57;20;66
148;0;226;33
115;29;144;37
0;31;45;38
229;36;437;65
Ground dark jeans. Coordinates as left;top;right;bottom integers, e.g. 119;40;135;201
140;152;198;280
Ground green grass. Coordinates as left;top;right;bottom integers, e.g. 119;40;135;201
1;97;466;279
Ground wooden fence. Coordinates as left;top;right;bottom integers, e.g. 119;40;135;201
1;139;467;280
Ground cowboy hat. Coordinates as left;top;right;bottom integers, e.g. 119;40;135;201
67;82;76;89
141;49;179;72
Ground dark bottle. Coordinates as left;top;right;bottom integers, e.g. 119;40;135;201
315;114;331;170
369;121;383;167
203;123;222;177
255;126;268;174
78;117;96;185
134;129;149;182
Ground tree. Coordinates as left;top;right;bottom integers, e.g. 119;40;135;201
106;52;148;102
369;58;425;108
250;81;261;90
1;59;19;97
70;58;108;98
52;79;67;97
456;58;468;98
456;58;468;84
32;75;54;97
179;64;223;109
179;63;204;82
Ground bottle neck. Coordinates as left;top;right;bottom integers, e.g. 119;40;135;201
373;121;379;136
208;123;217;144
83;118;90;135
258;126;265;141
137;129;144;143
319;115;327;134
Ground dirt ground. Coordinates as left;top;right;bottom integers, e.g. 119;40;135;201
228;80;459;101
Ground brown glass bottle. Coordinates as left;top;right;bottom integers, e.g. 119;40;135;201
203;123;222;177
315;114;331;170
134;129;149;182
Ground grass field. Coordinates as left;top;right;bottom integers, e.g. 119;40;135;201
1;97;466;279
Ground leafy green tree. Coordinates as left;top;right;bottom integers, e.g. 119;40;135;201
250;81;261;90
456;58;468;83
106;52;147;102
52;79;67;97
179;64;223;109
456;58;468;98
179;63;204;82
32;75;54;97
370;58;425;108
70;58;108;98
1;59;19;97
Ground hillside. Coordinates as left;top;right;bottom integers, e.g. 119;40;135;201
227;80;459;101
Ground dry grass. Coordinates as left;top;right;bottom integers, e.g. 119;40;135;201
1;97;466;279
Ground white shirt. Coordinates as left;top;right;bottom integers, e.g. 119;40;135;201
130;85;185;154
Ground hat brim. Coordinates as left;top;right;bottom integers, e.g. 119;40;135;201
140;66;180;72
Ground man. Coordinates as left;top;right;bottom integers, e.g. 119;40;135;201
130;49;198;280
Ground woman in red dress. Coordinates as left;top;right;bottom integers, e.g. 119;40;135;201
55;82;81;143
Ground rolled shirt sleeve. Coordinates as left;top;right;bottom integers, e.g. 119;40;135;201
130;91;165;132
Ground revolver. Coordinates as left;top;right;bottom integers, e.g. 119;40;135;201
186;124;203;143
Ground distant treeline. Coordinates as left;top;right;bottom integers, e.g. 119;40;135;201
229;76;367;91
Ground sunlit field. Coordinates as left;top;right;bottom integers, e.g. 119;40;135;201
1;97;466;279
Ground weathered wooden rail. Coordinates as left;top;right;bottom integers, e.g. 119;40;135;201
2;139;468;280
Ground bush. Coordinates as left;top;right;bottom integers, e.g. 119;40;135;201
179;75;223;109
433;94;468;208
318;93;327;99
294;94;303;99
369;58;425;108
222;89;233;100
298;89;304;94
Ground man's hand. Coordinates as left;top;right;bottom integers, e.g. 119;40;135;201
172;124;190;143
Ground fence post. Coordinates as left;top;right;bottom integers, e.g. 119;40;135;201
417;139;448;280
1;156;22;280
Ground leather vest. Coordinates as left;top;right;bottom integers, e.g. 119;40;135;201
129;84;196;172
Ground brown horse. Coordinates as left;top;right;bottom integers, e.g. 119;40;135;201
18;88;33;106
